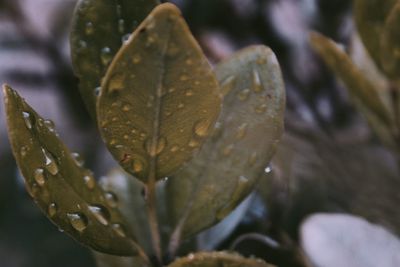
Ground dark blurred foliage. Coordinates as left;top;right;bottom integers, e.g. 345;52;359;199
1;0;399;266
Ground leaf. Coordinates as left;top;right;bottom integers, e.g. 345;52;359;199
93;251;146;267
3;85;141;256
97;3;221;182
167;45;285;240
98;169;152;254
309;32;392;126
353;0;397;67
380;1;400;79
167;251;275;267
70;0;160;119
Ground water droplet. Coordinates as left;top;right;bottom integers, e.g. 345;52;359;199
122;34;131;44
34;168;46;186
71;152;84;167
105;191;118;208
177;103;185;109
170;145;179;152
101;47;112;66
83;172;95;190
193;119;210;137
145;137;166;156
118;19;125;33
220;75;236;96
252;69;263;93
112;224;126;237
108;73;124;92
132;159;144;173
67;213;88;232
44;119;55;132
41;148;59;175
237;88;251;101
22;111;33;129
145;36;156;47
222;144;234;156
185;90;194;96
94;87;101;96
236;123;248;140
85;21;94;35
78;40;87;50
188;138;200;148
132;54;141;64
48;203;57;217
255;103;267;113
20;146;28;157
265;165;272;173
88;205;110;225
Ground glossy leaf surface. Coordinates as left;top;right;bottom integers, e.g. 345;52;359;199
380;1;400;79
310;32;391;126
353;0;397;67
70;0;159;119
167;251;275;267
3;85;139;256
94;251;147;267
167;45;285;239
97;3;221;182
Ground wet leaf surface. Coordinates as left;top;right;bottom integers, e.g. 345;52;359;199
310;32;392;126
97;3;221;182
167;251;275;267
3;85;141;256
70;0;159;119
167;45;285;239
93;251;146;267
380;1;400;79
353;0;397;67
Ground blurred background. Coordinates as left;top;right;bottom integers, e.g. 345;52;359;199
0;0;399;266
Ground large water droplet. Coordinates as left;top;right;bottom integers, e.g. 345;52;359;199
48;203;57;217
83;172;95;190
265;165;272;174
22;111;33;129
44;119;55;132
112;224;126;237
145;137;166;157
41;148;59;175
71;152;84;167
194;119;210;137
101;47;112;66
85;21;94;35
252;69;263;93
237;88;251;101
34;168;46;187
105;191;118;208
67;213;88;232
88;205;110;226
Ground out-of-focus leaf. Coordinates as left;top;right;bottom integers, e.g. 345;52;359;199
93;251;146;267
310;32;392;126
167;251;275;267
97;3;221;182
353;0;397;67
167;45;285;240
70;0;160;119
380;1;400;79
98;169;152;254
3;85;140;256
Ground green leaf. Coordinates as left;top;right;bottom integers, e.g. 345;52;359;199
167;45;285;240
380;1;400;79
353;0;397;67
167;251;275;267
93;251;146;267
70;0;159;119
309;32;392;126
97;3;222;182
3;85;141;256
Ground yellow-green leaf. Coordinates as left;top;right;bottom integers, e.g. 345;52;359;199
309;32;392;126
70;0;159;119
380;1;400;79
97;3;221;182
3;85;141;256
167;251;275;267
167;46;285;240
353;0;397;67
